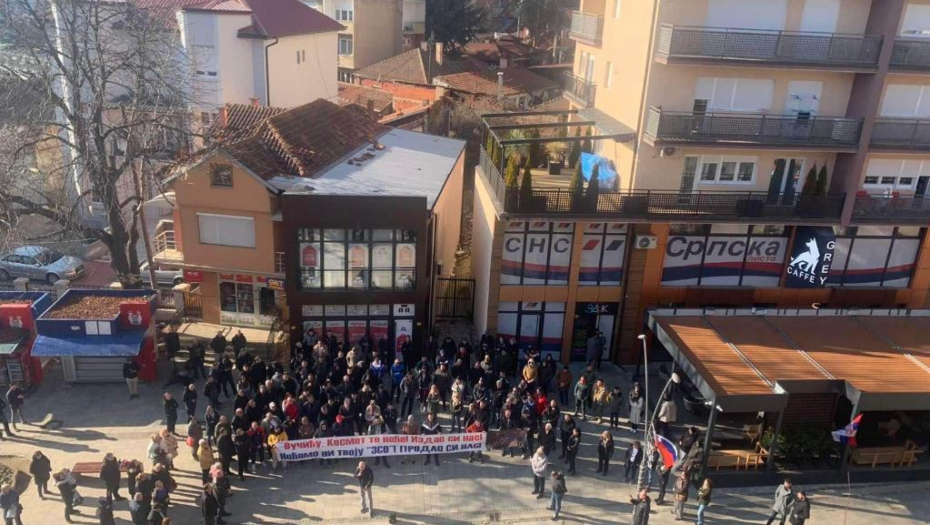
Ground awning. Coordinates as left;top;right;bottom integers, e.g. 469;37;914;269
648;309;930;412
32;331;145;358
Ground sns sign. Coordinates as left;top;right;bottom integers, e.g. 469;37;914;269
785;227;836;288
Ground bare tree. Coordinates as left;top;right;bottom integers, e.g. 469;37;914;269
0;0;200;287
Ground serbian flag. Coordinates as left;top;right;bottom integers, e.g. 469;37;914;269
831;414;863;447
655;434;680;468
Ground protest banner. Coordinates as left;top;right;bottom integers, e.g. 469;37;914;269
276;432;488;462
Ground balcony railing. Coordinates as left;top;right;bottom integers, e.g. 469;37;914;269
562;72;596;108
479;146;844;221
154;230;176;254
656;25;883;69
570;12;604;45
890;38;930;71
644;107;862;149
274;252;286;274
852;195;930;223
870;118;930;150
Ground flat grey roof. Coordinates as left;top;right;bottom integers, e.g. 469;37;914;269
283;129;465;208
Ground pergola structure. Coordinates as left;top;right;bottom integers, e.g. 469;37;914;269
647;307;930;479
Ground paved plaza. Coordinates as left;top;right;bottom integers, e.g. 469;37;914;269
2;361;929;525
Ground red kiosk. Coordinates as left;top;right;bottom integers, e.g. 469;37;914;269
0;292;53;390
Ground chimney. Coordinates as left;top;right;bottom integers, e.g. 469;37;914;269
249;97;260;107
218;106;228;129
497;71;504;103
435;42;444;66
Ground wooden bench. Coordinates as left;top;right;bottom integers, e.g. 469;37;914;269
71;462;130;476
706;446;769;471
850;440;923;468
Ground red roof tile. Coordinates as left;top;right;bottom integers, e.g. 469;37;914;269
434;68;557;97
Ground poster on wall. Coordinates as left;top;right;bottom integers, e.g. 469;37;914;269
348;320;367;345
302;320;323;336
325;321;346;343
785;226;836;288
394;319;413;361
370;320;389;346
502;233;524;284
662;234;787;287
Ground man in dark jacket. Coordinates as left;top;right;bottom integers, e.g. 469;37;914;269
655;464;672;505
420;413;442;466
99;453;124;501
629;489;651;525
128;493;150;525
355;461;374;516
231;331;247;358
789;491;810;525
210;331;228;358
163;393;179;435
202;484;221;525
123;359;140;399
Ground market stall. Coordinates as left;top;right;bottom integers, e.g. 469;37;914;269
0;292;53;389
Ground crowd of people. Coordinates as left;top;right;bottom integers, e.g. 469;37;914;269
0;328;819;525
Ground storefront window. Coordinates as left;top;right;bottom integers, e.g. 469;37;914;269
302;304;400;351
580;223;628;286
236;284;254;313
259;288;277;316
828;226;922;288
297;228;417;291
497;301;565;360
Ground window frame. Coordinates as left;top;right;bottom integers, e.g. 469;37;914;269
697;155;757;185
197;213;256;248
210;163;233;188
338;35;354;55
297;228;417;291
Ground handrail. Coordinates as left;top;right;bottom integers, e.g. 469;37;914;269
852;195;930;223
871;117;930;149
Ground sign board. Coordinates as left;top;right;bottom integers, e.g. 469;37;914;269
276;432;487;462
785;226;836;288
183;269;204;283
393;304;415;317
266;278;284;291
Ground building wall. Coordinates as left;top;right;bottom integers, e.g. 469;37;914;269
353;0;403;70
431;153;466;277
173;152;278;273
471;171;500;336
215;13;256;106
267;32;339;108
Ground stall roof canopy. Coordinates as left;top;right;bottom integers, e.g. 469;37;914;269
648;308;930;412
31;331;145;358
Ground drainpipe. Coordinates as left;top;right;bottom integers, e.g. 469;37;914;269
264;37;280;106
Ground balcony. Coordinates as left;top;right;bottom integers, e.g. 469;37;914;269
851;195;930;224
890;38;930;72
152;230;183;263
655;25;883;71
644;107;862;150
562;72;596;108
870;118;930;151
478;147;844;222
570;11;604;46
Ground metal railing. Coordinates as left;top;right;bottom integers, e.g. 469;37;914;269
562;72;596;108
154;230;176;254
890;38;930;71
645;107;862;148
478;146;506;211
870;118;930;150
274;252;286;274
852;195;930;223
656;25;882;68
157;289;175;309
570;12;604;44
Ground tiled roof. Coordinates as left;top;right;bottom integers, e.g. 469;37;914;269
223;99;387;180
434;68;557;97
338;85;393;114
223;104;286;133
177;0;343;38
354;48;476;86
463;38;536;62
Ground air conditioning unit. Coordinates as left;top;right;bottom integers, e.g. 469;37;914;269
635;235;658;250
659;147;676;158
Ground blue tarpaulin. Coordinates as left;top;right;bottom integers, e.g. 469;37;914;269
31;331;145;357
579;152;619;190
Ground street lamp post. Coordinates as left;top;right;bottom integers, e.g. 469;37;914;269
636;334;680;492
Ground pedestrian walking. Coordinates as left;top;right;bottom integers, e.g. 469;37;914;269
624;440;643;483
28;451;51;499
548;470;566;520
5;385;25;429
123;359;140;399
673;462;693;521
696;478;712;525
163;393;179;435
630;489;651;525
0;483;23;525
99;453;125;501
201;484;220;525
765;479;795;525
789;491;810;525
565;427;581;476
530;446;548;498
597;431;615;475
355;461;374;517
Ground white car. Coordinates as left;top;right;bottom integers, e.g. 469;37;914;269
0;246;84;284
140;262;184;287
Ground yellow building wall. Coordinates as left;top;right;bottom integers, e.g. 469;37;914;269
432;153;466;277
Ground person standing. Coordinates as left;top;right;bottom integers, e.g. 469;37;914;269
628;384;644;434
655;464;672;506
530;446;548;498
267;427;288;473
128;493;149;525
420;413;442;466
233;429;250;481
789;491;810;525
6;385;25;429
556;366;572;406
198;440;215;483
696;478;712;525
0;397;11;439
210;331;228;359
594;332;606;370
0;484;23;525
573;377;590;421
123;359;140;399
624;441;643;483
163;393;179;436
764;479;795;525
565;427;581;476
630;489;651;525
656;392;677;438
99;453;124;501
355;461;374;517
231;331;247;358
585;333;599;368
548;471;566;520
183;385;198;421
28;451;51;499
673;462;693;521
201;484;220;525
608;386;623;428
96;497;115;525
596;431;615;476
55;468;80;524
212;470;232;523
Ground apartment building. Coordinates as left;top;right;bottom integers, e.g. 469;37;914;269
472;0;930;365
402;0;426;51
319;0;403;82
179;0;342;110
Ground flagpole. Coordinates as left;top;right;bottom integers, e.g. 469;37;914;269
636;373;680;492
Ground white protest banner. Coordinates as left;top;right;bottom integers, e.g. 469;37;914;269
276;432;487;462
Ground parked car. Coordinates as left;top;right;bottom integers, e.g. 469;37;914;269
0;246;84;284
139;262;184;287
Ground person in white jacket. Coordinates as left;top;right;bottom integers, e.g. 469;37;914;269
656;392;677;438
530;447;549;498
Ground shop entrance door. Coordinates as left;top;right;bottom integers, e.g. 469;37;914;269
570;303;618;362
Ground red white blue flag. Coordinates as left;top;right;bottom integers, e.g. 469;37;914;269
831;414;862;447
655;434;680;467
